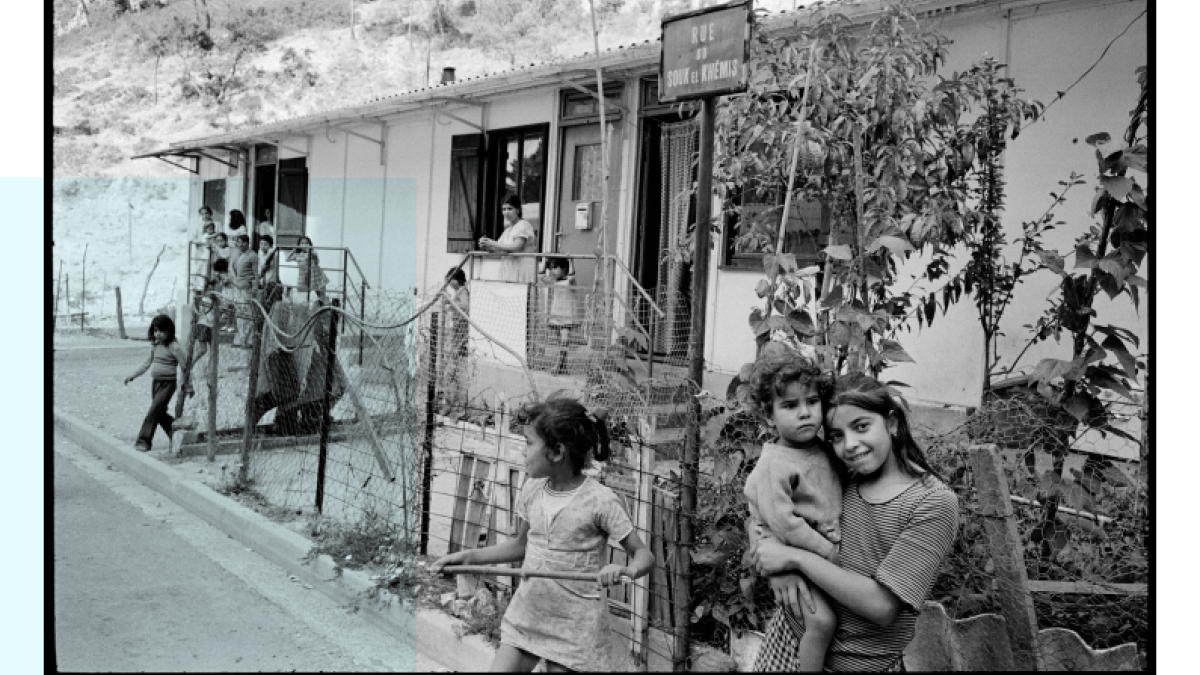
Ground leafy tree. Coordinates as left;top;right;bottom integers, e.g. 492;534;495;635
1024;66;1148;443
716;1;1003;381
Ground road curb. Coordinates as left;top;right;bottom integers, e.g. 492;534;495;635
53;408;496;672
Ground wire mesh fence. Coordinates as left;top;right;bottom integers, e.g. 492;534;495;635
168;270;1146;671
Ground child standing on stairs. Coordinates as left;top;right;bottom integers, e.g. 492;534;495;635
124;315;188;452
430;397;655;671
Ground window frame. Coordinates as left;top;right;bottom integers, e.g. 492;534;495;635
446;124;550;252
559;83;624;128
483;123;550;241
719;88;831;271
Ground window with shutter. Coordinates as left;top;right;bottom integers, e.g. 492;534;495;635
447;134;484;253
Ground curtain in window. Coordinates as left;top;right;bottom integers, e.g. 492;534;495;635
657;118;699;355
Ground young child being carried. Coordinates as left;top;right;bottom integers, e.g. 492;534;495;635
430;397;655;671
743;351;844;671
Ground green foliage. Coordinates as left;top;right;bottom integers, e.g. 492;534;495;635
690;399;776;638
1022;67;1149;434
303;504;411;573
716;1;1006;378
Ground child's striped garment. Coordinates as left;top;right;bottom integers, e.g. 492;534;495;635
754;475;959;672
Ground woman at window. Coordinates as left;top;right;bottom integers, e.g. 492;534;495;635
479;195;537;283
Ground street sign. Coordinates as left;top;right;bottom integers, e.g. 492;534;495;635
659;0;752;103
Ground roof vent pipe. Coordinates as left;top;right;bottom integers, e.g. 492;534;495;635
441;67;456;84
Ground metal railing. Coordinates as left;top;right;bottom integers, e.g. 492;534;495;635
460;251;666;382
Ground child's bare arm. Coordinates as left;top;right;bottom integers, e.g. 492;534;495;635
429;520;529;572
599;530;655;586
124;350;152;384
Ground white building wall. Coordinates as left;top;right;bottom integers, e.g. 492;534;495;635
380;117;428;295
339;127;388;290
307;130;346;252
703;0;1147;407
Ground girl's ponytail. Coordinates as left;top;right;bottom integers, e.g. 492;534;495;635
520;397;614;472
590;407;612;463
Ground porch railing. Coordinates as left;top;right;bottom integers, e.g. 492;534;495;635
460;251;666;384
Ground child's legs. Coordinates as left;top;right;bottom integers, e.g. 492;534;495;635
137;380;177;447
794;585;837;672
489;644;542;672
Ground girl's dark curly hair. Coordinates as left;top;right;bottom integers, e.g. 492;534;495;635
748;350;832;418
148;314;177;346
518;396;611;473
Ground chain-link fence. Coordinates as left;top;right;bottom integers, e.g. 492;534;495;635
921;392;1147;670
169;270;1145;671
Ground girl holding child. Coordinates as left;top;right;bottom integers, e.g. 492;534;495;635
431;397;654;671
745;351;959;672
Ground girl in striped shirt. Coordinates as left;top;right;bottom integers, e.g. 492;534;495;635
751;373;959;672
124;315;189;453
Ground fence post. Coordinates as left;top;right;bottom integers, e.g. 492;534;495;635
55;260;64;329
239;292;264;486
631;418;657;668
115;286;127;339
316;299;341;513
419;311;440;555
65;274;71;326
80;243;88;331
206;296;221;462
968;443;1041;671
359;283;366;366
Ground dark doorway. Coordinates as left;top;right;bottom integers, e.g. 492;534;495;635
276;158;308;248
254;163;276;245
633;79;698;359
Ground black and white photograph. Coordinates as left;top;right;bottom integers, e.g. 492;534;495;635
51;0;1153;671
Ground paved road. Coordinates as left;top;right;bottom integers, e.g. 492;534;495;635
53;431;445;672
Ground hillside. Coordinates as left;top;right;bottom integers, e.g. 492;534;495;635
52;0;801;326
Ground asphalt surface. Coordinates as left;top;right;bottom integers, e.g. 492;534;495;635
53;430;443;672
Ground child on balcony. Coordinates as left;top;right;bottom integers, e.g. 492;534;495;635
540;257;578;375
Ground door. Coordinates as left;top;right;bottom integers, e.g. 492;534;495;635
254;163;276;238
555;122;623;292
633;116;698;357
202;179;227;226
276;157;308;248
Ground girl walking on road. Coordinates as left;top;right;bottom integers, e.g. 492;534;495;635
124;315;189;452
430;397;655;672
750;373;959;672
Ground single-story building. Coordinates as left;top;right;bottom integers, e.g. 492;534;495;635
138;0;1146;430
134;1;1146;666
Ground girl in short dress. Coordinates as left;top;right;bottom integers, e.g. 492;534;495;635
431;397;655;671
751;373;959;672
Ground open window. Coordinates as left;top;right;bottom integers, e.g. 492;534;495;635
445;125;549;253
